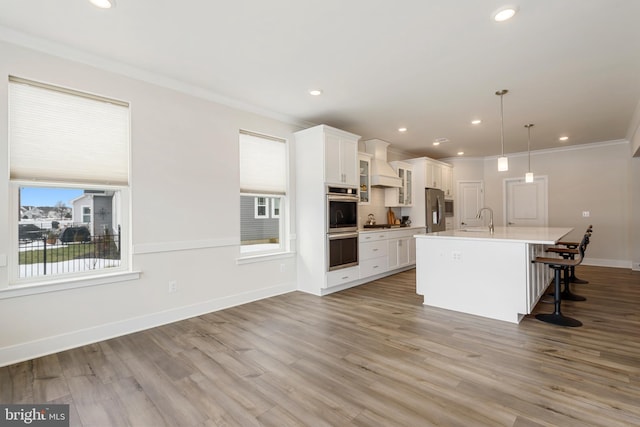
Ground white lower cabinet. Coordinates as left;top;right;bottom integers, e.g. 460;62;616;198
326;266;360;288
359;227;425;280
360;238;388;279
388;234;413;270
322;228;425;293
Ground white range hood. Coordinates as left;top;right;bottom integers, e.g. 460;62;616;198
364;139;402;188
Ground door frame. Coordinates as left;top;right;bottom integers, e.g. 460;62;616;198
503;176;549;227
456;180;485;228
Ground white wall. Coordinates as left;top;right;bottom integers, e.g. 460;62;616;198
632;157;640;270
0;41;300;366
447;141;634;268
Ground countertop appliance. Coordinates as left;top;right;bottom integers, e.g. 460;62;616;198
426;188;446;233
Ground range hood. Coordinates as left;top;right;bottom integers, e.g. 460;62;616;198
364;139;402;188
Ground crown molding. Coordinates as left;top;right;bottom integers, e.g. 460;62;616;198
0;26;313;129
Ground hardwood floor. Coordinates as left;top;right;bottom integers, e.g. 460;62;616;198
2;265;639;426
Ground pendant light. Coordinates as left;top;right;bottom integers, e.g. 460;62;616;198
496;89;509;171
524;123;534;183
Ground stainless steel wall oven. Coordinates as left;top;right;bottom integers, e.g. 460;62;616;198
326;186;359;271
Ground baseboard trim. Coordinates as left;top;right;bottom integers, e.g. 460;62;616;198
582;257;632;269
0;281;296;368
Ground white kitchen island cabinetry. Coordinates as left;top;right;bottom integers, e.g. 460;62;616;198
415;227;572;323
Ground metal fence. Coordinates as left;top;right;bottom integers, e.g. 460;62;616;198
19;227;121;278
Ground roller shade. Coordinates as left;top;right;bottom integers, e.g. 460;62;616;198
9;77;130;185
239;131;286;195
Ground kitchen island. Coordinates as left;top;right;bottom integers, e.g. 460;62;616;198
415;227;573;323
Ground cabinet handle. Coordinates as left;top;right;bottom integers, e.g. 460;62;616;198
373;248;378;252
341;276;349;280
373;265;378;269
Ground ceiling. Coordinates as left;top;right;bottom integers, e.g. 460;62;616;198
1;0;640;159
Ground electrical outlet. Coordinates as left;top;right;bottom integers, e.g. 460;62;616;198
168;280;178;293
582;211;590;218
280;263;286;273
452;251;462;262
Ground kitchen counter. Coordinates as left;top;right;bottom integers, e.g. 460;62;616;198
415;226;573;323
360;225;424;233
419;226;573;244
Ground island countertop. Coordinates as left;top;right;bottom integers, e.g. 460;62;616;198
415;226;573;244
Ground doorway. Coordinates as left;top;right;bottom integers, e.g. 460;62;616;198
457;181;484;228
504;176;548;227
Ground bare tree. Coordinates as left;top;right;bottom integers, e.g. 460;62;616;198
55;201;67;219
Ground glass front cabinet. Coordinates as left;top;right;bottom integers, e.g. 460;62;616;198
358;152;372;204
385;161;413;207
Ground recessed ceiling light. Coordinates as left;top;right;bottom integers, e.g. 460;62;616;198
559;136;569;141
493;6;518;22
471;119;482;125
308;89;323;96
90;0;115;8
398;127;407;132
457;151;465;156
433;142;440;146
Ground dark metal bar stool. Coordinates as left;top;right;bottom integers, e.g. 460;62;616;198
553;225;593;284
546;226;592;301
533;233;589;327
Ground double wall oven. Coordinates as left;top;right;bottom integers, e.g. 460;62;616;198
326;186;358;271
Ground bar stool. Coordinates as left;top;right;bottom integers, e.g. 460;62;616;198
533;233;589;327
553;225;593;284
546;226;592;301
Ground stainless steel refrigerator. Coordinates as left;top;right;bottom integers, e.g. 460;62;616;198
425;188;446;233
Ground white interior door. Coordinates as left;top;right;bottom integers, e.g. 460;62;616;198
504;176;548;227
457;181;484;228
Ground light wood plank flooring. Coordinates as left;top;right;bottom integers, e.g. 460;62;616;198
2;265;639;426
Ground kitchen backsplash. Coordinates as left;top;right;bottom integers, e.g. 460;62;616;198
358;186;401;228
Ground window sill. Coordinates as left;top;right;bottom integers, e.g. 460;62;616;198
0;271;141;300
236;251;295;265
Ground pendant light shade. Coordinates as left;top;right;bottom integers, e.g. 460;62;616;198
496;89;509;171
525;123;534;183
498;156;509;171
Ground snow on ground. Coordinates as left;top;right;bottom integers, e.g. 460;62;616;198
20;259;121;278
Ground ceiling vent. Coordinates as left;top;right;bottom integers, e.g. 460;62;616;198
364;139;401;188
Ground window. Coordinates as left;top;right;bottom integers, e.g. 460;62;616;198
271;198;281;218
82;206;92;224
239;130;288;255
254;197;268;219
9;77;130;282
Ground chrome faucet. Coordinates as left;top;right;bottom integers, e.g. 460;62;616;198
476;207;494;234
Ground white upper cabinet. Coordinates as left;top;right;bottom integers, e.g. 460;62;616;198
358;152;372;204
385;161;413;207
324;132;358;186
425;159;453;197
442;164;453;198
425;160;442;189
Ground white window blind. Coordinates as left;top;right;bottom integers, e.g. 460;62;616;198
9;77;130;185
239;131;286;195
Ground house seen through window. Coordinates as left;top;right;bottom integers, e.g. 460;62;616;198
9;76;130;282
239;130;288;255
